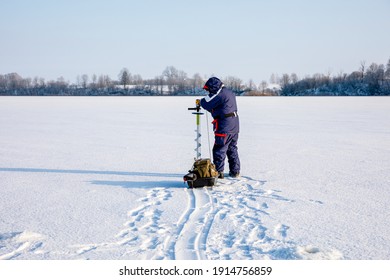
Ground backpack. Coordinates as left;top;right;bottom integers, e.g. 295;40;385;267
183;158;218;188
192;158;218;178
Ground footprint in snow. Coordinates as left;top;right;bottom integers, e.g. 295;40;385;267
309;199;324;205
0;231;45;260
274;224;289;239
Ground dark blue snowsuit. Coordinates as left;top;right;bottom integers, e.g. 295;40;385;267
200;77;240;176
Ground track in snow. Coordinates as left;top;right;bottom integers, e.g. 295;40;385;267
68;175;341;260
168;175;301;260
2;176;341;260
0;232;45;260
172;187;217;259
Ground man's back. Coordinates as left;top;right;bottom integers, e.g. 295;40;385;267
201;86;239;134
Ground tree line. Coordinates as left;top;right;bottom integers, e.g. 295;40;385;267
280;59;390;96
1;59;389;96
0;66;256;96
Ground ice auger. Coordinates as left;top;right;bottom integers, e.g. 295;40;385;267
183;99;218;188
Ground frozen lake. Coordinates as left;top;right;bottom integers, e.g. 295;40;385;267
0;96;390;260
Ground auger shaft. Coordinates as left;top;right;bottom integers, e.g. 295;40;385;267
188;99;204;159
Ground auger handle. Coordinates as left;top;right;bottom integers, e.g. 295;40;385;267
188;99;201;112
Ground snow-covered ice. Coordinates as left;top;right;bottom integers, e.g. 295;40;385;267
1;96;389;260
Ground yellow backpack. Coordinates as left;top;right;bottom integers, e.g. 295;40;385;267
192;158;218;178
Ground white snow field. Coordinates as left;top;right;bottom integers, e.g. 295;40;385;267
1;96;389;260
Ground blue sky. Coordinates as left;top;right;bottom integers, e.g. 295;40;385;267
1;0;389;84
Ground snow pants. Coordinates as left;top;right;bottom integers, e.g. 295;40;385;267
213;133;240;174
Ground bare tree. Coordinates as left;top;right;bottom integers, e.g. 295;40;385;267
177;70;188;92
90;74;98;89
247;79;257;91
385;58;390;79
360;60;366;80
119;68;131;89
133;74;143;86
97;75;111;89
81;74;89;89
385;58;390;92
162;66;179;92
57;76;68;88
280;73;290;87
259;80;268;93
224;76;243;93
0;74;6;91
269;73;277;84
192;73;204;93
290;73;299;83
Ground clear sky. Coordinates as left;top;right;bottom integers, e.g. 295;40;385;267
1;0;389;85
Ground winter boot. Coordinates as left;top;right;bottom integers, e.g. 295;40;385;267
229;172;240;178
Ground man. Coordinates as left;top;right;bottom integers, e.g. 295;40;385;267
199;77;240;179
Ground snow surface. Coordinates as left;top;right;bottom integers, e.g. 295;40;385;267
0;96;389;260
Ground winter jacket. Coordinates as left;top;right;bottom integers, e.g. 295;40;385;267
200;77;239;135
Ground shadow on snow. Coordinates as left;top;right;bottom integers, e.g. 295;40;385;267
0;167;184;189
89;180;184;189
